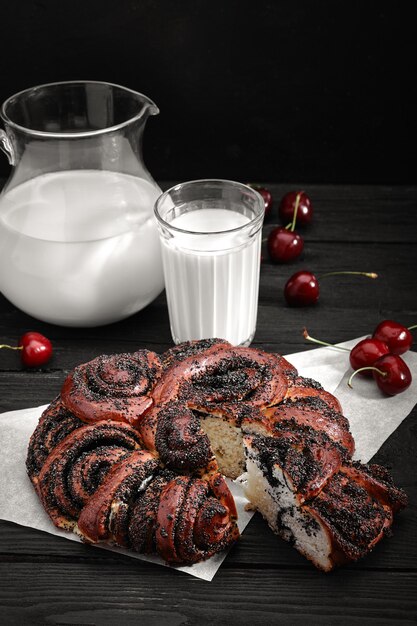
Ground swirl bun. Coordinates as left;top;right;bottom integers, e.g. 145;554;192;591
153;401;213;473
36;421;142;529
152;345;289;408
61;350;162;427
156;473;239;564
77;449;160;545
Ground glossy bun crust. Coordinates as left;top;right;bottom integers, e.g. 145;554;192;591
27;339;407;569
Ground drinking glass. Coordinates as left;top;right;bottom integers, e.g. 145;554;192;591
155;179;265;346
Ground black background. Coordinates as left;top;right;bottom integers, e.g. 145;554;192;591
1;0;416;184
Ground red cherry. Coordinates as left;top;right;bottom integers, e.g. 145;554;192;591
348;354;412;396
267;227;304;263
372;320;416;355
372;355;412;395
349;338;390;376
248;184;273;218
279;191;313;226
285;270;378;307
18;332;53;367
285;271;319;306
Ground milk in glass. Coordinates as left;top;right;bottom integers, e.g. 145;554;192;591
160;207;262;345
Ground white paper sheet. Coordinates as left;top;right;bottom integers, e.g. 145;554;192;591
0;338;416;580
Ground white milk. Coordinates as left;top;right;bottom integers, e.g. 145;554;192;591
160;207;262;346
0;170;164;326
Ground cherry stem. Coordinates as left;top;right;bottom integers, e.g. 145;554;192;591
303;329;350;352
319;271;378;280
348;366;387;388
408;324;417;331
287;192;301;232
0;344;22;351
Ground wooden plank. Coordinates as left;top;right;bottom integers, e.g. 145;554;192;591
260;184;417;244
1;297;416;375
1;301;416;376
0;562;416;625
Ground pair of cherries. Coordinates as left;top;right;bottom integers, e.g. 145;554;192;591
249;186;312;263
0;332;53;367
347;321;413;395
267;191;312;263
305;320;415;396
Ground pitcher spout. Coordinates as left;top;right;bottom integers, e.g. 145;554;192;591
130;89;159;121
142;98;159;118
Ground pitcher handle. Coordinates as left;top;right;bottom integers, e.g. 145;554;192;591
0;129;15;166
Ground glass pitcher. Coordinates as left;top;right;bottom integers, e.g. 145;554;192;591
0;81;164;326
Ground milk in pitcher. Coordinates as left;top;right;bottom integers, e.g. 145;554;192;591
0;170;163;326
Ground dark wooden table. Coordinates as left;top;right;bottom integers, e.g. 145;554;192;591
1;183;416;625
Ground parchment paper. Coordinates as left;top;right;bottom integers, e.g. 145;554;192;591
0;337;416;580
